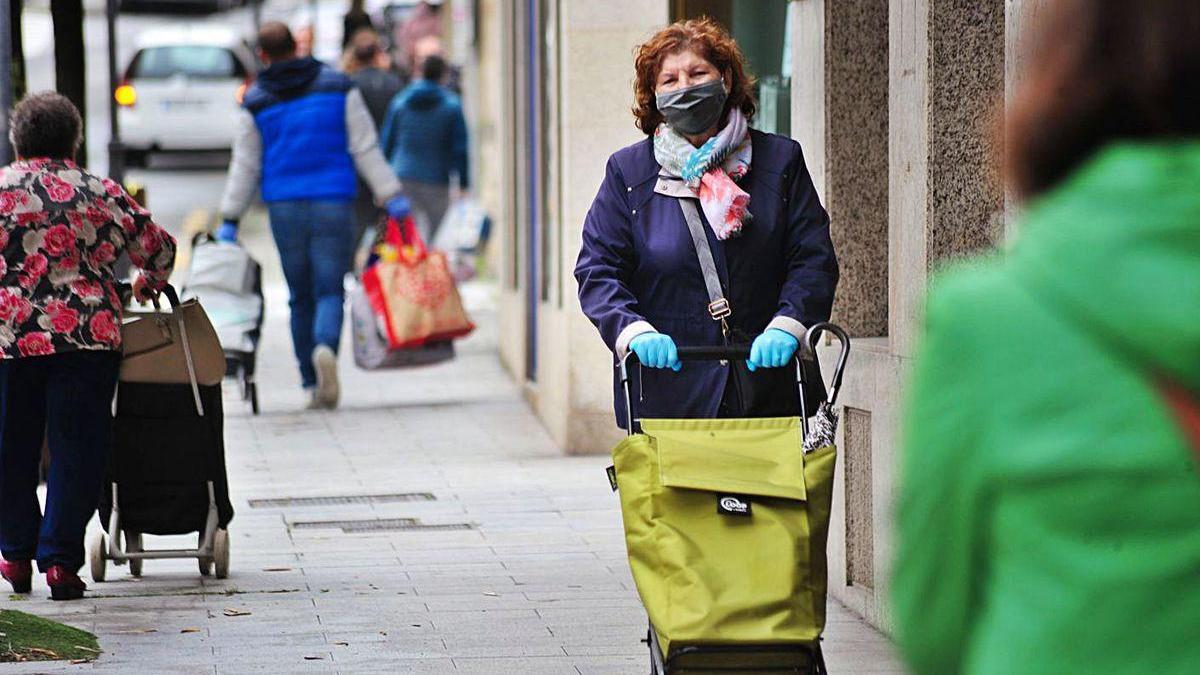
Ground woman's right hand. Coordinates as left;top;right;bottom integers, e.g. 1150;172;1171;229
629;332;682;371
131;275;158;305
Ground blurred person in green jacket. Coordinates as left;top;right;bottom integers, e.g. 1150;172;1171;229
893;2;1200;674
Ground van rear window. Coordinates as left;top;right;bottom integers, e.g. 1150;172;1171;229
129;46;245;79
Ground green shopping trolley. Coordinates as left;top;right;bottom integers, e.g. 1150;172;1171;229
610;323;850;674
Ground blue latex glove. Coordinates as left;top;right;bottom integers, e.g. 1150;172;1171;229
386;195;411;221
629;332;681;371
747;328;799;371
215;220;238;243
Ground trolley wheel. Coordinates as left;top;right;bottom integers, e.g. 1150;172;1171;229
198;531;212;577
89;533;107;582
213;528;230;579
125;531;143;577
249;382;260;415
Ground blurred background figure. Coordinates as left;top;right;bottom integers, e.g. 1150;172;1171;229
411;35;460;95
293;24;314;58
893;1;1200;674
379;53;468;242
392;0;443;78
342;0;375;50
342;28;404;251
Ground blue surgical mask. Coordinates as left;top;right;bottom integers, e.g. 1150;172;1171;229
655;79;727;135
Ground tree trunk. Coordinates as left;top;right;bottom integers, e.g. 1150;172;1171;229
10;0;25;101
51;0;86;164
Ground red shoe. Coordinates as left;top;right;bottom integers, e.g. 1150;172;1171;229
45;565;86;601
0;559;32;594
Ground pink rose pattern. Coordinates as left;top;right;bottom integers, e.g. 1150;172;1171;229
0;159;176;358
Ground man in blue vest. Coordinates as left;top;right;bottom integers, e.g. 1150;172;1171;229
218;22;409;410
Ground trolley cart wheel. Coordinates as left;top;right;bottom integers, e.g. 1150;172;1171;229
125;531;143;577
198;531;213;577
89;533;107;582
213;528;230;579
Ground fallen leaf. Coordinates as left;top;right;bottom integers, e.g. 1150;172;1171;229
223;608;251;617
26;648;59;657
69;659;90;665
482;591;498;597
333;641;349;646
262;567;293;572
73;646;101;653
180;628;202;634
303;655;324;660
115;628;157;634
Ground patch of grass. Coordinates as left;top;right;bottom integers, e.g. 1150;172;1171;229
0;609;101;663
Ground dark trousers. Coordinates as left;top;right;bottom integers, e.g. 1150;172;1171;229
0;350;120;572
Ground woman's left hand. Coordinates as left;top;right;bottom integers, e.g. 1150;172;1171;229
747;328;799;371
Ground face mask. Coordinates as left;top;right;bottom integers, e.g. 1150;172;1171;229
656;79;727;136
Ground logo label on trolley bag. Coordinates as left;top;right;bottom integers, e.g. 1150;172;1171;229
717;494;752;517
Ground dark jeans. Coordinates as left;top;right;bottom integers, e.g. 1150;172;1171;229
267;199;356;388
0;350;120;572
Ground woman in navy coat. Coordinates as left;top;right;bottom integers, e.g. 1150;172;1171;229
575;18;838;427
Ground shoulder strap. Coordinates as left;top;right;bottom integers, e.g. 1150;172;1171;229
676;197;732;331
1161;380;1200;463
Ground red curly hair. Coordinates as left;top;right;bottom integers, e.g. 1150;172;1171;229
632;18;757;135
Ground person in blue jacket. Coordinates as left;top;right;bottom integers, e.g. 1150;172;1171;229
575;18;838;427
218;22;411;410
379;53;469;241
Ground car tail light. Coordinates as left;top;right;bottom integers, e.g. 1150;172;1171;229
114;83;137;107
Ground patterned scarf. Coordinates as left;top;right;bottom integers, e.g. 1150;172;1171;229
653;109;753;240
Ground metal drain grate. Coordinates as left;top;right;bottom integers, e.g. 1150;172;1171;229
249;493;436;508
289;518;474;533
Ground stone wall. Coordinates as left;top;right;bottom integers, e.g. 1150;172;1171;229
826;0;890;338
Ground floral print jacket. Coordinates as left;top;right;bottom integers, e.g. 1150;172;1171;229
0;158;176;359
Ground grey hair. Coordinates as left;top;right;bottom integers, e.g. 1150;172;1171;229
9;92;83;160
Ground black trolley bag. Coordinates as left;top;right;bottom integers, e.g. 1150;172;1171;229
91;285;234;581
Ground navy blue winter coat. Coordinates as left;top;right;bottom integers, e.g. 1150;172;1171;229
575;130;838;426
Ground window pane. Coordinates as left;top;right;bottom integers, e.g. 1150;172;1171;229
131;47;240;80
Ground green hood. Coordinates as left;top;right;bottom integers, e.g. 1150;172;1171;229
1009;141;1200;390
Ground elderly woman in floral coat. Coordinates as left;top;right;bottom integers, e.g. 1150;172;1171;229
0;92;175;600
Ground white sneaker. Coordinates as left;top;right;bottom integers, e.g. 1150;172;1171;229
312;345;340;409
304;389;323;410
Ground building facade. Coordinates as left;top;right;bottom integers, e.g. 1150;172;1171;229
468;0;1047;631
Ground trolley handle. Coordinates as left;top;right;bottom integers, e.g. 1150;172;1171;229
804;322;851;407
676;345;752;361
115;281;182;312
617;322;852;435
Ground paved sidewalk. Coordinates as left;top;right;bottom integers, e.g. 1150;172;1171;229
1;219;903;674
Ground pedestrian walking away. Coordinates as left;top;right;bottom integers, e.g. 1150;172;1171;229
379;53;469;242
342;28;405;253
218;21;411;410
893;3;1200;674
574;17;838;428
0;92;176;601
